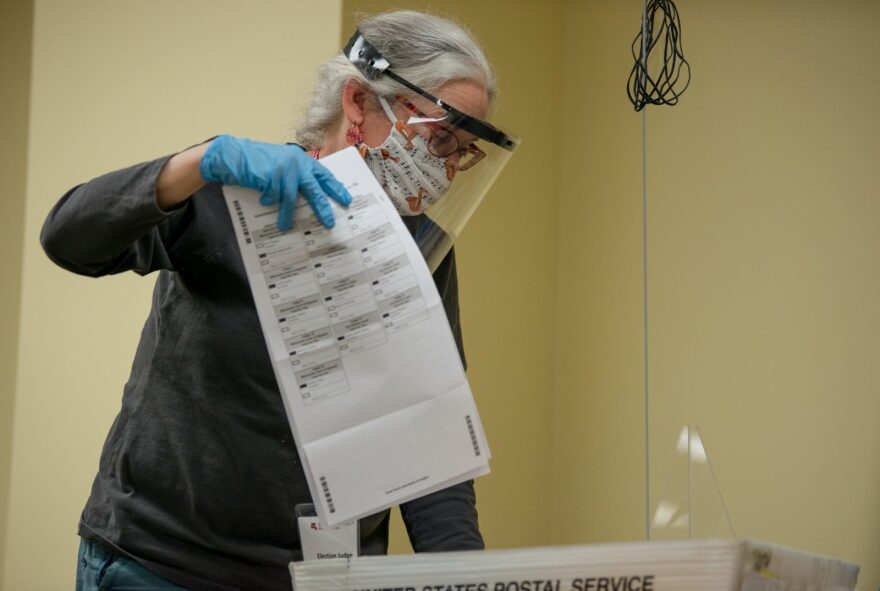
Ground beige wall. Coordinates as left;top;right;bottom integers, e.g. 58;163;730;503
553;0;880;588
342;0;564;554
2;1;341;588
552;0;647;546
0;0;34;585
649;0;880;577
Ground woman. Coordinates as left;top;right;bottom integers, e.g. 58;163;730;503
45;10;516;591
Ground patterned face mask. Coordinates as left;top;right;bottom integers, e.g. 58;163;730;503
361;97;452;215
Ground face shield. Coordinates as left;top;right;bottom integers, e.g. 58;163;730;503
344;30;520;272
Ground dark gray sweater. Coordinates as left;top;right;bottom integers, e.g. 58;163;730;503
41;151;482;591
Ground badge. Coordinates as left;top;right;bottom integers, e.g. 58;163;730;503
295;503;359;560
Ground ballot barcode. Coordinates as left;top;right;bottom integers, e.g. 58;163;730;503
465;415;481;457
232;200;252;244
319;476;336;514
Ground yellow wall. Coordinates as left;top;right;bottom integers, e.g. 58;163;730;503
2;1;341;588
342;0;564;554
649;0;880;578
0;0;34;585
554;0;880;587
552;0;647;546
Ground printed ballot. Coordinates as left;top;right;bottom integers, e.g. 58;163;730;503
223;146;490;526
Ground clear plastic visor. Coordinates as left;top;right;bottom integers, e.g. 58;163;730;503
387;96;520;272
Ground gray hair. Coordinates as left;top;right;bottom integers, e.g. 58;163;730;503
295;10;497;151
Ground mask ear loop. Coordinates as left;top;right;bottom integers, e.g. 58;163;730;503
378;97;417;151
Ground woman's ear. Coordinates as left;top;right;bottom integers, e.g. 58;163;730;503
342;79;368;126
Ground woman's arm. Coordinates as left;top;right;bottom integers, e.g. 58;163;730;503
156;141;211;211
400;480;484;552
41;150;196;277
41;136;353;277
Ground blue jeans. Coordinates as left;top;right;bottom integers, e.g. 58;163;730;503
76;538;187;590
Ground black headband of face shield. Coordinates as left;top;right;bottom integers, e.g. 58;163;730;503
343;30;517;152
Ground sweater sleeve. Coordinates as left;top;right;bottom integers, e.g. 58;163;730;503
399;479;484;552
40;154;192;277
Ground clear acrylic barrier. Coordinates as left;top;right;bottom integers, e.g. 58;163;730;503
649;425;736;541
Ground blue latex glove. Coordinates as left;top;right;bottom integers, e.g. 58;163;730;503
199;135;352;230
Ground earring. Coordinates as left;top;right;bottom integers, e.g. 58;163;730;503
345;123;363;146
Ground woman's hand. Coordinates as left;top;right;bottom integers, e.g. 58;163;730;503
155;136;352;229
198;135;352;229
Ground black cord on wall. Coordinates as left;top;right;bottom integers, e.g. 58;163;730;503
627;0;691;111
